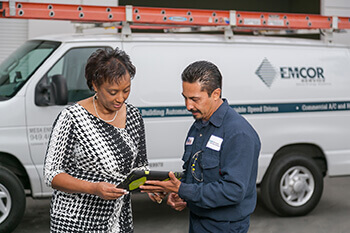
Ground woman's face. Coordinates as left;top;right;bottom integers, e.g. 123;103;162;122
93;73;131;112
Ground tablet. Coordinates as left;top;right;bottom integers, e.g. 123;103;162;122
117;170;183;192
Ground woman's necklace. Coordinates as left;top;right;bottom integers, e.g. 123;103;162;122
92;94;118;123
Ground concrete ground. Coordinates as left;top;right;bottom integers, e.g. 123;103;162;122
12;176;350;233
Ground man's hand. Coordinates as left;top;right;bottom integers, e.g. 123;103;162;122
167;192;187;211
140;172;181;193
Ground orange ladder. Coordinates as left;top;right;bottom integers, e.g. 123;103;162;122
1;1;350;31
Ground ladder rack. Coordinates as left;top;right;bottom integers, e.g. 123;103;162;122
1;1;350;32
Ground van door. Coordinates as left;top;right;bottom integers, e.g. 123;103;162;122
25;46;109;196
123;40;216;171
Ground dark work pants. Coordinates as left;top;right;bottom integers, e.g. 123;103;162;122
189;212;250;233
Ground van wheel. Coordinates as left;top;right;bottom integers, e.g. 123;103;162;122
260;152;323;216
0;166;26;232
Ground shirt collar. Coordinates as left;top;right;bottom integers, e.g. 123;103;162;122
194;99;229;129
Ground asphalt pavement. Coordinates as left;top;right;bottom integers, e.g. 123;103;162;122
13;176;350;233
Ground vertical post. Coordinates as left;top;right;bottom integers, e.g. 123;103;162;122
230;10;237;27
125;5;133;23
332;16;338;30
121;22;132;39
9;0;16;16
122;5;133;40
324;16;338;44
225;10;236;41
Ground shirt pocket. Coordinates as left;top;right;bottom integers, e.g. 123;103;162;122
200;149;221;183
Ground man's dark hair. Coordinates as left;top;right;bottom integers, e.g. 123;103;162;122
85;47;136;91
181;60;222;96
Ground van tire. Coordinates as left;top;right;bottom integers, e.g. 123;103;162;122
0;166;26;232
260;152;323;216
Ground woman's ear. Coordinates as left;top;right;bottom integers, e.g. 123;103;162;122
92;82;97;93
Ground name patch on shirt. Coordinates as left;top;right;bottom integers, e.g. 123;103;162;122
186;137;194;145
206;135;223;151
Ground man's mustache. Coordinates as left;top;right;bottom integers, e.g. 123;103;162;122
190;110;201;114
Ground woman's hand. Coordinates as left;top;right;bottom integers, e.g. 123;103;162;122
51;173;128;200
147;192;167;204
93;182;128;200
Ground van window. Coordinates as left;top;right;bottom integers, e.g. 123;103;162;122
47;47;109;103
0;40;60;100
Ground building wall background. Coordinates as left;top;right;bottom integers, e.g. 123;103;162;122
321;0;350;45
0;0;349;63
0;18;27;63
0;0;119;62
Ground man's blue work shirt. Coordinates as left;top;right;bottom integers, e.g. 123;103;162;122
178;99;261;222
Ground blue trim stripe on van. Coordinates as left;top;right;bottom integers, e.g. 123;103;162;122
138;101;350;118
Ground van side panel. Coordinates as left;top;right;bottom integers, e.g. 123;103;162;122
124;40;350;181
0;96;41;192
220;44;350;179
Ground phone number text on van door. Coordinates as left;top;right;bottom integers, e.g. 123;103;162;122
28;127;52;145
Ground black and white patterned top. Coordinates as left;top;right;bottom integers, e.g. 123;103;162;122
44;103;148;233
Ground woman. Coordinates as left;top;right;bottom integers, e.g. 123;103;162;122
44;48;148;232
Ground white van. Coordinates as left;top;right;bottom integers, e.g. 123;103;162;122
0;32;349;231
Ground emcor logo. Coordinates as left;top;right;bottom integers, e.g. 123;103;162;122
255;58;325;87
280;67;324;79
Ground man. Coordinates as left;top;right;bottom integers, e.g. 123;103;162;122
141;61;261;233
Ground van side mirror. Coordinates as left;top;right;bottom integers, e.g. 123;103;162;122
35;74;68;106
51;74;68;105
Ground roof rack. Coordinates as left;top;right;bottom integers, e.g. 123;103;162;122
1;1;349;40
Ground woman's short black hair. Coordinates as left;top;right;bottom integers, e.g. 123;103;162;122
85;47;136;91
181;60;222;96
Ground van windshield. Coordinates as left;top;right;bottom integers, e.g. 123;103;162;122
0;40;60;100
